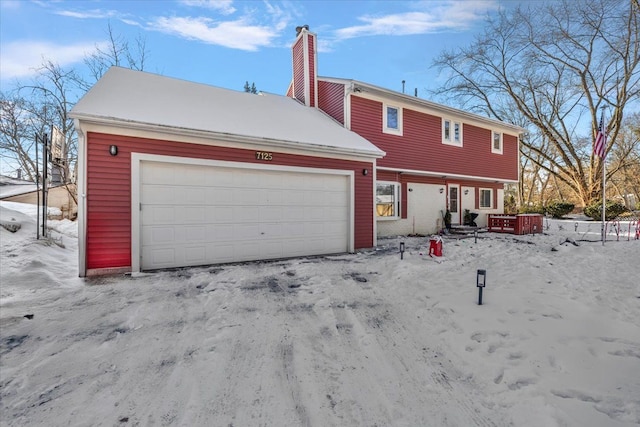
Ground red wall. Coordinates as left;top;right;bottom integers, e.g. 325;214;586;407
292;37;305;105
307;33;316;108
350;96;518;181
86;132;375;270
318;81;345;124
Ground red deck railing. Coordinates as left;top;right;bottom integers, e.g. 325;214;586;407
488;214;543;235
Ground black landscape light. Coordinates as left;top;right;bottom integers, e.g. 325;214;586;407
477;269;486;305
474;230;478;244
400;241;405;260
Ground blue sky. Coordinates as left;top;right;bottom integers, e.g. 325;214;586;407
0;0;511;98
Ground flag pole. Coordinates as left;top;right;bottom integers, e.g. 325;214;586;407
600;107;607;246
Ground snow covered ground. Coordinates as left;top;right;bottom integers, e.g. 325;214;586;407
1;200;639;427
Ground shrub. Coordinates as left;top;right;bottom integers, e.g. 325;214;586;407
546;202;575;219
583;200;628;221
519;205;545;214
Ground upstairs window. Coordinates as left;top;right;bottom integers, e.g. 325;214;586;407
492;131;503;154
479;188;493;209
383;104;403;136
376;182;401;219
443;118;463;146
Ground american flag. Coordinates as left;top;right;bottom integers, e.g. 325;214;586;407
594;113;606;158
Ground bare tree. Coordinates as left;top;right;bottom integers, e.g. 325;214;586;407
608;112;640;208
82;22;147;89
432;0;640;207
18;61;80;190
0;24;149;196
0;94;39;181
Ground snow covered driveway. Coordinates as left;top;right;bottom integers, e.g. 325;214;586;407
1;204;639;426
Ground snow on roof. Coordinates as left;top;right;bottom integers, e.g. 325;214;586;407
71;67;384;158
0;176;38;199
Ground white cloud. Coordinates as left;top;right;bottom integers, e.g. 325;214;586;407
334;1;498;40
55;9;120;19
151;16;279;51
181;0;236;15
0;41;98;81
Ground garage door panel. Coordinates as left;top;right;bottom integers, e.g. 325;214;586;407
184;187;206;204
185;246;206;263
145;247;175;266
141;185;175;204
260;190;284;205
185;226;207;242
184;206;206;222
142;163;175;184
142;206;175;224
140;161;350;270
235;206;260;222
260;206;283;221
208;207;234;223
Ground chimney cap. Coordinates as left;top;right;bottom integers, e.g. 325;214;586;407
295;25;309;35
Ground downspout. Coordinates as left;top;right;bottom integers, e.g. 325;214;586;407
74;119;87;277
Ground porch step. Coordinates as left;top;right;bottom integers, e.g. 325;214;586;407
448;225;483;235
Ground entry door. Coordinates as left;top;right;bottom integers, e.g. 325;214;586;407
448;184;460;224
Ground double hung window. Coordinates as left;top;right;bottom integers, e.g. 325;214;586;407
443;118;462;146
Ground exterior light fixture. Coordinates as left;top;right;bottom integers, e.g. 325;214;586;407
109;145;118;156
399;241;405;260
477;269;486;305
362;169;368;176
474;230;478;243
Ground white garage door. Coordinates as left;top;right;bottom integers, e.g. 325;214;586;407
139;160;351;270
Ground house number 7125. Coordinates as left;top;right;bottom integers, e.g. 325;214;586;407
255;151;273;161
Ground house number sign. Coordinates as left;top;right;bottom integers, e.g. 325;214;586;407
255;151;273;161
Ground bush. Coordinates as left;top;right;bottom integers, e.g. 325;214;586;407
546;202;575;219
583;200;628;221
519;205;545;214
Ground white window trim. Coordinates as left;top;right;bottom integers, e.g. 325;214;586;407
382;104;403;136
492;131;503;154
442;118;463;147
479;188;493;209
376;181;401;220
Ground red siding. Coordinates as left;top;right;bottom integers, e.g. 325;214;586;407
86;132;374;270
318;81;345;124
307;33;316;108
350;96;518;181
292;37;305;105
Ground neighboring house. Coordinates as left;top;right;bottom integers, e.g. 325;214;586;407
70;68;384;276
287;27;523;236
0;175;76;219
71;27;522;277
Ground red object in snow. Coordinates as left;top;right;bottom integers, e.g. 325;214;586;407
429;237;443;257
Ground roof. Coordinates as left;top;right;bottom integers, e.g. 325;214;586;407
319;77;526;135
0;175;38;199
71;67;384;159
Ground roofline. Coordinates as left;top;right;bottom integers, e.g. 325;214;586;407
70;113;386;160
376;166;518;183
319;76;526;135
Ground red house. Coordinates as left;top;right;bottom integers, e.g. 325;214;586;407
288;27;523;238
71;27;521;277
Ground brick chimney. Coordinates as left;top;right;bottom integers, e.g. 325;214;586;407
291;25;317;108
